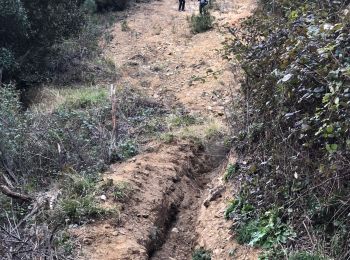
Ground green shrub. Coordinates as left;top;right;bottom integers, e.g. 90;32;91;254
228;0;350;257
189;12;214;33
64;175;96;197
59;196;106;223
56;175;111;224
0;48;16;77
118;139;138;159
0;0;29;74
47;13;117;85
235;210;295;248
192;247;212;260
113;181;132;201
258;249;285;260
83;0;97;13
224;196;254;220
236;219;258;244
225;196;295;251
0;85;165;258
224;200;239;220
223;163;239;182
204;122;224;140
54;231;75;255
0;0;84;83
0;85;167;258
95;0;129;11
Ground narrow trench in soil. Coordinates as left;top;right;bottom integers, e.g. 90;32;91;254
138;134;232;259
148;158;218;259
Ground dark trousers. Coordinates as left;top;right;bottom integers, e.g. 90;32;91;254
179;0;185;11
199;3;206;14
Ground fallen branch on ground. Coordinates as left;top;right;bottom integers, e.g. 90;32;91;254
0;185;32;202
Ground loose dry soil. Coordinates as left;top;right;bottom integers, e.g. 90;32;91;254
72;0;259;259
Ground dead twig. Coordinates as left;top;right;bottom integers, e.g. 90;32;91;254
0;185;32;202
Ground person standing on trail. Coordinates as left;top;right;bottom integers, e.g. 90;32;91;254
179;0;185;11
199;0;208;14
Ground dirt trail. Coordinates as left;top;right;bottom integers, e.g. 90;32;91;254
72;0;258;259
107;0;254;116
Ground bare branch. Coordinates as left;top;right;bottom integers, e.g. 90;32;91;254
0;185;32;202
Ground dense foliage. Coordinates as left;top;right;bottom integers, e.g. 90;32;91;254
0;0;84;84
228;0;350;258
83;0;131;12
95;0;129;11
0;0;129;87
189;12;215;34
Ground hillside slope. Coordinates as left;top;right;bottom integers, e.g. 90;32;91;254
71;0;257;259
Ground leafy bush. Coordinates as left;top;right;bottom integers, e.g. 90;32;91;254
59;196;106;224
0;48;15;78
83;0;98;13
54;231;76;255
64;175;96;197
223;163;239;182
95;0;129;11
189;12;215;33
0;1;29;63
192;247;212;260
99;179;132;202
225;196;254;220
236;210;295;248
118;139;138;159
55;175;110;224
227;0;350;257
0;0;119;86
0;0;84;84
225;197;295;251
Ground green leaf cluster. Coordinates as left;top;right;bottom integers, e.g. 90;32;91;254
192;247;212;260
227;0;350;257
0;0;84;83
